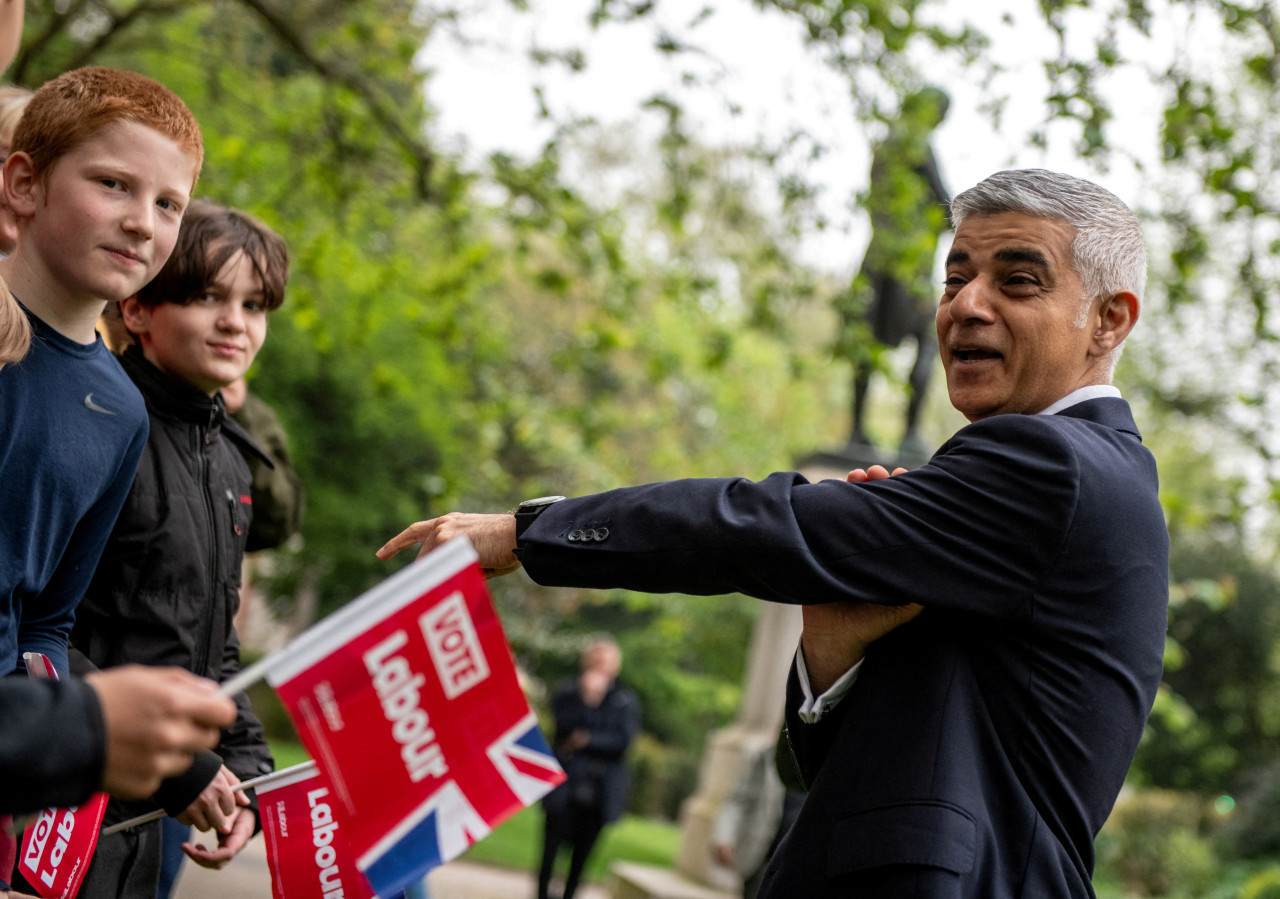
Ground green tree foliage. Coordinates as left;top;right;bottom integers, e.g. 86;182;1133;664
8;0;852;777
15;0;1280;819
1129;412;1280;807
13;1;502;610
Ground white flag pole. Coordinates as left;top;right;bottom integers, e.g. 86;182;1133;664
216;652;275;699
100;760;319;836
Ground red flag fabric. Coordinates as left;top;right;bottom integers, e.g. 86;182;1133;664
258;765;377;899
16;653;108;899
264;539;564;897
15;799;109;899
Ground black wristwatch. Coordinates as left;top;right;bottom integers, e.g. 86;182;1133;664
514;495;566;540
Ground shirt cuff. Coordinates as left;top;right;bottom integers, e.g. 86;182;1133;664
794;642;863;724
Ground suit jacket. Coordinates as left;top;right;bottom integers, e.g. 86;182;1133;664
518;399;1168;898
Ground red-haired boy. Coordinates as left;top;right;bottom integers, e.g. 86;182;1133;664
0;65;201;679
0;65;205;897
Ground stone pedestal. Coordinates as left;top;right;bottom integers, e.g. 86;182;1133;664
611;863;737;899
673;601;802;891
609;598;802;899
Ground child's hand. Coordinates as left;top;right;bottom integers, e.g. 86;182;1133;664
177;765;250;834
86;666;235;799
181;806;255;869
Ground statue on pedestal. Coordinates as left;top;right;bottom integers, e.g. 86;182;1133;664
842;87;951;459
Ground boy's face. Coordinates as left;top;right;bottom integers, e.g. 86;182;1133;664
123;249;268;396
7;119;195;304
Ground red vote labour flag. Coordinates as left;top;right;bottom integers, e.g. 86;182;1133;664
254;539;564;897
257;764;377;899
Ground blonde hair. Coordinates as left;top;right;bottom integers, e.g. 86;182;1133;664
0;85;32;154
0;276;29;367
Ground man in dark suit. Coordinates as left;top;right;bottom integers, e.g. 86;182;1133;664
378;168;1168;898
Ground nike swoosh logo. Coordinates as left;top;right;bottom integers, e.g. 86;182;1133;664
84;393;117;415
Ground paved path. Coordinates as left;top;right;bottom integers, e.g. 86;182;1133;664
174;834;610;899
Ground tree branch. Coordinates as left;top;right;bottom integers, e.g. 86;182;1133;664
235;0;437;201
60;0;189;73
10;0;92;83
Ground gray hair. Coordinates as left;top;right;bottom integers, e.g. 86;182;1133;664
949;169;1147;309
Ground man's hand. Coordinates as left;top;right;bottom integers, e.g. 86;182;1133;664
178;765;250;835
86;666;235;799
846;464;908;483
800;462;921;694
181;806;255;870
801;601;924;693
377;512;521;577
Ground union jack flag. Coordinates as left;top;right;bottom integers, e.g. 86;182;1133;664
360;712;563;895
486;712;565;806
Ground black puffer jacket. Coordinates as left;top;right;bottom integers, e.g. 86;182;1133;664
72;346;274;810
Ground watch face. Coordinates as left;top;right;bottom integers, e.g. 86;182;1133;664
519;495;566;512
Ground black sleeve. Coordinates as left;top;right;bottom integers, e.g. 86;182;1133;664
214;628;274;834
0;678;105;815
149;625;273;821
215;627;274;785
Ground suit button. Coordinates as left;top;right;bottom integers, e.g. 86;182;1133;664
593;527;609;541
568;529;585;542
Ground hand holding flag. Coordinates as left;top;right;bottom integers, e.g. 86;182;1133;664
85;666;235;799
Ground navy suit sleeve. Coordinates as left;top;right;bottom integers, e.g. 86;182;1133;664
520;414;1081;620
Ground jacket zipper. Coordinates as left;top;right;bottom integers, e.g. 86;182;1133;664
194;409;218;677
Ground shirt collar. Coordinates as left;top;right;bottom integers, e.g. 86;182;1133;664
1038;384;1121;416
